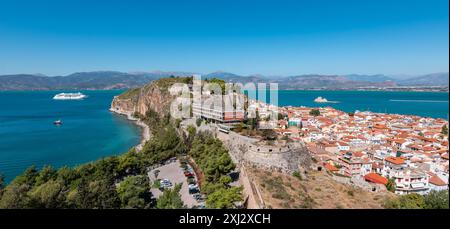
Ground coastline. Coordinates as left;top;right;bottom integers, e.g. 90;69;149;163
110;108;151;151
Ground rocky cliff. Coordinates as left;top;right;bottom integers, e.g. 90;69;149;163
110;77;190;116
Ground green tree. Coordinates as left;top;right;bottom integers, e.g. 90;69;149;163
116;175;151;209
156;184;185;209
442;125;448;136
175;118;182;128
384;193;426;209
309;109;321;117
142;124;186;165
55;166;80;187
0;183;31;209
292;171;302;180
12;165;38;186
248;118;257;130
186;125;197;148
189;133;235;183
424;190;449;209
35;165;57;186
206;78;226;94
386;178;396;192
187;125;196;137
0;174;5;199
72;178;120;209
28;179;65;208
196;118;203;127
206;187;242;209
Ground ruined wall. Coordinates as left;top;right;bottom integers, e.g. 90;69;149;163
220;131;313;174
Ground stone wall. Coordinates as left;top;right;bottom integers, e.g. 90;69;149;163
331;174;387;193
218;130;313;174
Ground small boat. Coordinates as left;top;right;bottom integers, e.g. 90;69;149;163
54;120;63;125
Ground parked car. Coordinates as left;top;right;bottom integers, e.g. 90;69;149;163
188;188;199;194
160;179;172;188
193;193;204;201
187;178;196;185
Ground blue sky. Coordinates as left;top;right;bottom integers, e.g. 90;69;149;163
0;0;448;76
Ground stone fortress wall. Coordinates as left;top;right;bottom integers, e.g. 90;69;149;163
216;129;313;174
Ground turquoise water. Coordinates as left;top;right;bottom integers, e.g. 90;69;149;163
247;90;449;119
0;90;141;182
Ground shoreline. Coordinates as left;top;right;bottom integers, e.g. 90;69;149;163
110;108;151;151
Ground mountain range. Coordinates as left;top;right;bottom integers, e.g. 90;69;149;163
0;71;448;91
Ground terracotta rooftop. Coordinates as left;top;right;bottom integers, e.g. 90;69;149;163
429;175;446;186
385;156;405;165
364;173;388;185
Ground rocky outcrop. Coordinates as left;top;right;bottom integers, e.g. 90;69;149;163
110;78;183;117
110;97;137;114
134;83;174;116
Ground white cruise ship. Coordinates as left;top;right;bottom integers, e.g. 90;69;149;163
53;92;87;100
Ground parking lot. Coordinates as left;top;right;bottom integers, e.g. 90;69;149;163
148;159;204;208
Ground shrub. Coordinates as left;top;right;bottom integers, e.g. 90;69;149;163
196;118;203;127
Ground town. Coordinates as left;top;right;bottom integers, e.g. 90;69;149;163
186;81;449;196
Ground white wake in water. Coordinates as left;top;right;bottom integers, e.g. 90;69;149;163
389;99;449;103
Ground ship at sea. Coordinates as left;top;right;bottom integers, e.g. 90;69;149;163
53;92;87;100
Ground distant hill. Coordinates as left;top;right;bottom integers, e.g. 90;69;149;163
1;71;448;90
206;72;448;89
205;72;398;89
0;71;163;90
397;72;449;86
274;75;398;89
345;74;395;83
205;71;265;84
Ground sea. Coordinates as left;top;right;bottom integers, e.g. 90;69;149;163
0;90;141;183
247;90;449;119
0;90;449;182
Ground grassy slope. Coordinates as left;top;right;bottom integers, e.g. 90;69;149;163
248;168;394;209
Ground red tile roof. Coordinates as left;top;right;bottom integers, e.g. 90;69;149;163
324;163;339;172
385;156;405;165
364;173;388;185
429;175;446;186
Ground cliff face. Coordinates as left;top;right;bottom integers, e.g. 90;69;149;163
134;83;174;116
110;78;187;117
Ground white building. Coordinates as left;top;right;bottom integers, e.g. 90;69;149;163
382;157;430;195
